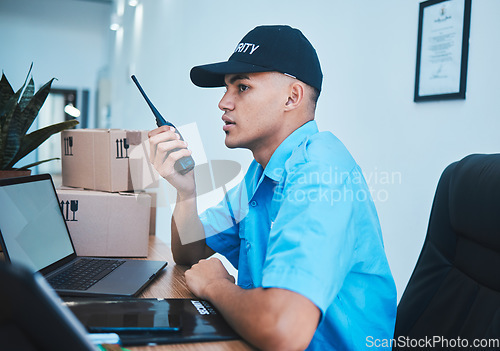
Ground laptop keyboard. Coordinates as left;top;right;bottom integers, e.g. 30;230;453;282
47;258;125;291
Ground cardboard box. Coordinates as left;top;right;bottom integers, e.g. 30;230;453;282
61;129;158;192
135;189;158;235
56;188;151;257
147;190;157;235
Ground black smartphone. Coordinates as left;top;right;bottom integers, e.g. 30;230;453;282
85;311;181;333
131;75;195;175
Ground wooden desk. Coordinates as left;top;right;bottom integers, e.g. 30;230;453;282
129;236;254;351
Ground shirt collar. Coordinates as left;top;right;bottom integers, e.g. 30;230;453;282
264;120;319;182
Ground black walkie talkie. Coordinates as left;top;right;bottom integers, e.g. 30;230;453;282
131;75;195;175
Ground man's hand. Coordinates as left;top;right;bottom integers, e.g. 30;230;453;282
149;126;211;266
185;258;235;299
148;125;195;198
185;258;320;351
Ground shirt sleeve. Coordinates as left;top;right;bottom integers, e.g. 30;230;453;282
262;160;362;316
199;183;245;269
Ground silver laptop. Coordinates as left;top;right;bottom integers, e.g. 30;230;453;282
0;174;167;297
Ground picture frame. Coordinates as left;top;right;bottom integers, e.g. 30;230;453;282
414;0;471;102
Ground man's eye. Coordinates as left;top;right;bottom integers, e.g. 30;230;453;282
238;85;249;92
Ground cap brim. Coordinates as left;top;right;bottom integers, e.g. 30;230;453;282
190;60;274;88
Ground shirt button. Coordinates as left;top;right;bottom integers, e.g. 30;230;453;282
250;200;258;207
246;241;251;250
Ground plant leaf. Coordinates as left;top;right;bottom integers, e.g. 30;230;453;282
19;77;56;137
0;68;34;167
0;86;20;126
2;104;23;168
5;119;79;169
17;157;60;170
2;77;56;168
18;77;35;112
0;94;22;167
0;64;32;121
0;73;15;120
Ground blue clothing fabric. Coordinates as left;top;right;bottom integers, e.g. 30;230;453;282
200;121;397;350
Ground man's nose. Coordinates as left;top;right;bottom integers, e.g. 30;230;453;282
218;91;234;111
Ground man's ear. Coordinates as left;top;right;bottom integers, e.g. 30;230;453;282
284;82;305;111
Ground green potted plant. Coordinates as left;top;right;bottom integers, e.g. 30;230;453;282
0;65;79;178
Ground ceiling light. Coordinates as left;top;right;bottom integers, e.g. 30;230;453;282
64;104;81;118
110;13;121;31
128;0;138;7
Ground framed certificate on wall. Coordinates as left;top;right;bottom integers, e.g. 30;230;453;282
414;0;471;102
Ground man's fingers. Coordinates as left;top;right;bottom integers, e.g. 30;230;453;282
156;139;187;156
148;125;173;138
158;148;193;172
153;147;192;178
149;128;181;163
147;122;191;178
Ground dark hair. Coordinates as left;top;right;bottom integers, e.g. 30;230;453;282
310;86;320;110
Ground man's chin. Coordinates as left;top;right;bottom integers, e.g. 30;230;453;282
224;141;238;149
224;137;241;149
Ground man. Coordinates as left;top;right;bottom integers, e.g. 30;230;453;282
149;25;397;350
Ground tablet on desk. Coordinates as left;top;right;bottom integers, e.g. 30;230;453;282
64;297;240;346
66;298;182;333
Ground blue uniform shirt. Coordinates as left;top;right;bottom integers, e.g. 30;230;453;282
200;121;397;350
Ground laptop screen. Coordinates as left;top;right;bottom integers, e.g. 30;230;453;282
0;177;74;272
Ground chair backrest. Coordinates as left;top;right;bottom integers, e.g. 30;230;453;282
0;261;95;351
394;154;500;349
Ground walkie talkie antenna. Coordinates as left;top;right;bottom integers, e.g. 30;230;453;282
130;75;195;175
130;75;169;127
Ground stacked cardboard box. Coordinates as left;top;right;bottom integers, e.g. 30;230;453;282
57;129;159;257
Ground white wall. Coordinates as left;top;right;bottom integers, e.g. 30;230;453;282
1;0;499;301
0;0;112;129
101;0;500;299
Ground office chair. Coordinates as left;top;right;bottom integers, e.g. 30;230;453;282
0;261;96;351
394;154;500;350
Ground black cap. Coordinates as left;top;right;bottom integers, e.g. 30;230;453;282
190;25;323;92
